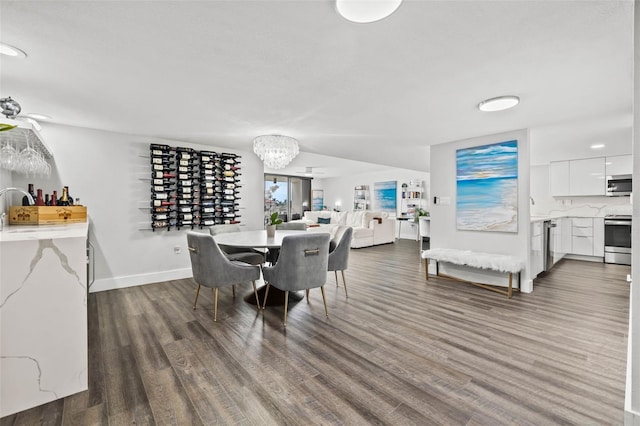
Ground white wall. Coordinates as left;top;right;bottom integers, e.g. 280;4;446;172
11;123;264;292
530;164;632;217
430;129;533;292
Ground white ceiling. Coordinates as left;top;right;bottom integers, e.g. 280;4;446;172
0;1;634;174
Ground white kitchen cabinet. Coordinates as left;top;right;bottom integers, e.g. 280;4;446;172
549;161;570;196
549;158;607;196
552;217;571;263
530;221;544;277
593;217;605;257
572;217;594;256
605;154;632;176
569;158;605;196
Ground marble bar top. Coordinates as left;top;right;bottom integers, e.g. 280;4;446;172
0;222;89;242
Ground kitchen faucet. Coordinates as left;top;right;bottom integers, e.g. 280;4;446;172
0;187;35;231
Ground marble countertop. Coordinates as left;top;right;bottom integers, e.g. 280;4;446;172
0;222;88;242
530;214;611;223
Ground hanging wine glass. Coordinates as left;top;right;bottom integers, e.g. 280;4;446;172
0;142;18;171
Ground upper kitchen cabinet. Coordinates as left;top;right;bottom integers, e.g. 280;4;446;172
549;157;605;196
569;158;605;196
549;161;570;196
605;154;632;176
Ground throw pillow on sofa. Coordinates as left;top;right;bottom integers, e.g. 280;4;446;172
318;217;331;224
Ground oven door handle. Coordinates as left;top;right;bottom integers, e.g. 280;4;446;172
604;220;632;226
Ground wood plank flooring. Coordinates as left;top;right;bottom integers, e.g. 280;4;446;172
1;239;630;425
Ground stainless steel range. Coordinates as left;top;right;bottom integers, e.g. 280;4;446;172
604;214;631;265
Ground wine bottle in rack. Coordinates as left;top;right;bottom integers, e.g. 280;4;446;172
45;194;51;206
51;190;57;206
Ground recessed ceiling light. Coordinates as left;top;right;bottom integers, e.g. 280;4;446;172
478;95;520;112
336;0;403;23
25;113;51;121
0;42;27;58
590;144;605;149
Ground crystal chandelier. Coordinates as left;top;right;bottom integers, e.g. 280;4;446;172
253;135;299;169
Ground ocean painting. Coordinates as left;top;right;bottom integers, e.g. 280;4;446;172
456;140;518;232
312;190;324;211
374;181;397;213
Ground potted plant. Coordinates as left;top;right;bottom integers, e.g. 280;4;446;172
414;208;429;222
266;212;282;237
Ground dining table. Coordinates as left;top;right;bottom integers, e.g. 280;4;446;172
212;229;307;249
213;229;326;306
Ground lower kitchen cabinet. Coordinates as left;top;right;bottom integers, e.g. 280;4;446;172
569;217;604;258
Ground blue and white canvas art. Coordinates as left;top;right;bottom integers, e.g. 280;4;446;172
373;181;397;213
456;140;518;232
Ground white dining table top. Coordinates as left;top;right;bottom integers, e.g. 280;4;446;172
213;229;314;248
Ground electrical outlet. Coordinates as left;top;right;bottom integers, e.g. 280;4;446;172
174;246;181;254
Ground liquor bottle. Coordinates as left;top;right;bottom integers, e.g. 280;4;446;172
51;190;58;206
35;189;45;206
22;183;35;206
58;186;71;206
45;194;51;206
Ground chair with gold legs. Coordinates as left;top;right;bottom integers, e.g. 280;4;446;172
187;231;261;322
261;233;330;327
327;226;353;298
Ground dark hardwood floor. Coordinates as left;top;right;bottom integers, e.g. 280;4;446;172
1;239;630;425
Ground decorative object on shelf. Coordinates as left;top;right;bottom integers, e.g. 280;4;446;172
353;185;369;210
253;134;299;169
148;143;242;231
373;181;396;213
456;140;518;232
267;212;282;237
336;0;403;23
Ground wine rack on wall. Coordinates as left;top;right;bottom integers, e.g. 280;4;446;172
149;143;241;231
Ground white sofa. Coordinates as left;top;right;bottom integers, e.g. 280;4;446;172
294;210;395;248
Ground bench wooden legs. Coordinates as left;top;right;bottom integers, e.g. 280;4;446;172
425;258;429;281
424;257;517;299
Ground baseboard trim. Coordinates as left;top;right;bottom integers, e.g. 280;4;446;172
89;268;192;293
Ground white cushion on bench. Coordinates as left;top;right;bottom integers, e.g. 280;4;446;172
421;248;524;274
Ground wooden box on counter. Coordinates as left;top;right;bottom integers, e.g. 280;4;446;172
9;206;88;225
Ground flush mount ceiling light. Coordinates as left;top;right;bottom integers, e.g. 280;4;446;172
253;135;300;170
478;95;520;112
336;0;403;23
0;42;27;58
590;144;605;149
25;113;51;121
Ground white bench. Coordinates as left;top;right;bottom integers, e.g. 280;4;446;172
421;248;525;299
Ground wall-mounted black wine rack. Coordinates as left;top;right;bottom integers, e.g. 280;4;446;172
149;143;241;231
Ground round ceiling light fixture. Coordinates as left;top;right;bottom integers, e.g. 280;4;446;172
25;113;52;121
336;0;403;23
478;95;520;112
0;42;27;58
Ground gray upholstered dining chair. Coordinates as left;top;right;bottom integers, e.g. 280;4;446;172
209;224;265;266
261;233;330;327
265;221;308;265
187;231;261;321
328;225;353;298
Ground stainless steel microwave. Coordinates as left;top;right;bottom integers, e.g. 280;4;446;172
606;174;632;196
